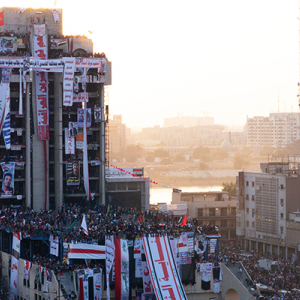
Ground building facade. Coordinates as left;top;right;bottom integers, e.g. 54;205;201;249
246;112;300;147
172;190;236;239
0;7;112;211
236;163;300;259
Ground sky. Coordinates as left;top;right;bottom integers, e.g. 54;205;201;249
4;0;300;129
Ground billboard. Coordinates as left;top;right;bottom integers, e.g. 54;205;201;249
66;160;80;185
158;204;187;215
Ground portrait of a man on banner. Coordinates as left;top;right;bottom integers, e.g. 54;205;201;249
94;108;101;122
1;162;15;197
69;122;78;137
66;160;80;186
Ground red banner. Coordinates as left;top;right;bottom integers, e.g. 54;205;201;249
0;12;3;27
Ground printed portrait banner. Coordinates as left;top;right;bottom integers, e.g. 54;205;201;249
69;122;78;137
63;57;76;106
94;107;101;122
0;38;14;53
0;83;8;134
1;162;15;197
1;67;11;83
93;270;102;300
142;235;188;300
10;256;19;298
64;128;75;154
77;108;91;128
66;160;80;186
105;236;115;300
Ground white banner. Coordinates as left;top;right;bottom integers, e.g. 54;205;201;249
50;235;59;257
68;243;105;260
120;239;129;300
64;128;75;154
73;92;89;103
142;261;154;294
93;270;102;300
105;236;115;300
62;57;76;106
83;279;89;300
0;83;9;134
134;239;141;258
210;239;217;254
75;57;107;70
34;24;46;37
142;236;188;300
23;260;31;280
135;257;143;278
10;256;19;299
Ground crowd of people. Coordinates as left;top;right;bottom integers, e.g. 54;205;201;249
220;239;300;299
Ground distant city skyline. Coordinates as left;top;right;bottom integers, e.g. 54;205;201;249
8;0;300;129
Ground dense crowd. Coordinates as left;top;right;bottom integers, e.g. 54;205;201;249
220;240;300;299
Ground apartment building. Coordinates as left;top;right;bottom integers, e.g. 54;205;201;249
109;115;128;154
246;113;300;147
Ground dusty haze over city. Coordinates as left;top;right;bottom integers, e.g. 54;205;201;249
7;0;300;130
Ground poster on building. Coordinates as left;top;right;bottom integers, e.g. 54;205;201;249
1;68;11;83
77;108;91;127
64;128;75;154
94;108;101;122
66;160;80;186
0;38;13;52
62;57;76;106
73;93;88;103
68;122;78;137
76;128;84;149
1;162;15;197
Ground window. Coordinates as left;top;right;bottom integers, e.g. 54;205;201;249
280;184;284;190
198;208;203;217
246;194;249;200
221;208;227;216
252;209;255;218
281;227;284;234
246;208;249;214
280;199;284;206
209;208;215;216
251;195;255;201
231;220;236;227
231;208;236;216
252;222;255;228
246;181;249;186
252;182;255;187
280;213;284;219
246;221;249;227
221;220;227;227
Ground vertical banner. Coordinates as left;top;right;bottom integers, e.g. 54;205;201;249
62;57;76;106
19;68;22;114
1;162;15;196
115;238;129;300
83;278;89;300
93;270;102;300
12;232;21;259
142;261;153;294
105;236;115;300
34;33;49;140
3;83;10;149
64;128;75;154
0;82;8;134
66;160;80;185
24;261;31;280
10;256;19;298
94;108;101;122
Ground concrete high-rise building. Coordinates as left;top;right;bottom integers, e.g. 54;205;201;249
164;115;214;128
109;115;128;154
0;7;112;210
246;113;300;147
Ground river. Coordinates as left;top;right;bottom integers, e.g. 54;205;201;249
150;185;223;204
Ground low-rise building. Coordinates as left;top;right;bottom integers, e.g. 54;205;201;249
172;189;236;239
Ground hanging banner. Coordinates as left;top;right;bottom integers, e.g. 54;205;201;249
0;12;3;27
0;83;8;134
210;239;217;254
3;83;10;149
134;239;141;258
93;270;102;300
24;261;31;280
12;232;21;258
49;235;59;257
83;278;89;300
62;57;76;106
66;160;80;186
76;128;84;149
34;24;46;37
69;122;78;136
142;261;154;294
68;243;105;260
10;256;19;298
115;238;129;300
105;236;115;300
77;108;91;128
0;38;14;53
52;10;60;23
142;235;188;300
65;128;75;154
94;108;101;122
1;68;11;83
18;8;28;18
75;57;107;70
1;162;15;196
73;92;89;103
135;257;143;278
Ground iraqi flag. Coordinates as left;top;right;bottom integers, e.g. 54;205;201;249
114;238;129;300
81;214;88;236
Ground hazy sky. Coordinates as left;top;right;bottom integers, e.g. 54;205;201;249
5;0;300;128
